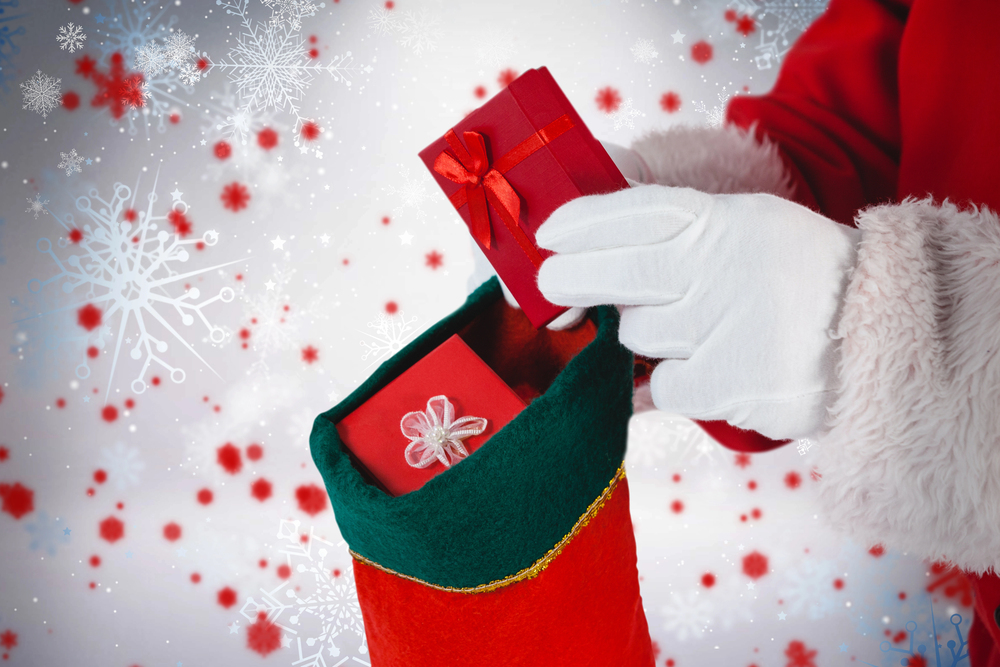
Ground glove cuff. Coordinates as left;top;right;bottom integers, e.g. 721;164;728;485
630;122;795;198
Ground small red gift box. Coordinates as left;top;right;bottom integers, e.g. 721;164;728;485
335;334;527;496
419;67;629;329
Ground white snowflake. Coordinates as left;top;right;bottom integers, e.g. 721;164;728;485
29;173;237;398
100;442;146;490
25;511;71;556
262;0;325;31
796;437;818;456
397;9;442;55
57;22;87;53
234;520;368;660
630;37;658;64
629;412;721;467
177;62;202;86
20;70;61;118
162;29;196;66
360;310;419;368
367;5;401;36
385;165;431;222
729;0;830;69
694;91;731;128
134;41;168;77
58;149;84;176
661;590;713;641
475;29;516;67
610;97;641;130
210;0;370;131
779;558;841;620
25;194;50;219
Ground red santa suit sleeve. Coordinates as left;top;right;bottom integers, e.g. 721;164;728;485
629;0;1000;662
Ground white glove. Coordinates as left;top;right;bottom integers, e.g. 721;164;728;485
535;184;862;441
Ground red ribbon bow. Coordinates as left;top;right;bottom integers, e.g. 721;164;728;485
433;115;575;269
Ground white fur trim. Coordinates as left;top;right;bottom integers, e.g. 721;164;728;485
630;123;795;198
816;197;1000;574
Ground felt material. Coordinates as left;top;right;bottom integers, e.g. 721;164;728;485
336;335;528;496
353;475;655;666
309;276;634;589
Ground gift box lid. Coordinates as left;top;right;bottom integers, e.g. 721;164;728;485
335;333;527;497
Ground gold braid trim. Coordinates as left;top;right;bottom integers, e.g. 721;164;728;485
349;464;626;595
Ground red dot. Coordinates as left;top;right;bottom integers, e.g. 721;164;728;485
724;8;737;21
740;514;747;522
257;127;278;150
308;47;319;58
869;544;885;557
666;660;675;667
217;586;237;609
163;522;182;541
196;57;208;70
309;35;318;44
123;208;137;223
385;301;398;314
742;551;769;579
659;91;681;113
239;328;251;341
701;572;716;588
190;572;201;583
169;112;181;124
474;85;487;99
691;40;713;64
99;516;125;543
672;473;681;483
213;141;232;160
748;480;757;490
381;215;391;225
301;120;321;141
276;564;291;579
385;0;394;7
77;304;103;331
833;578;844;590
89;555;101;567
670;499;684;514
251;478;273;502
116;502;123;510
62;91;80;110
93;469;107;484
785;471;802;489
216;443;242;475
295;484;328;516
197;488;213;505
68;228;83;243
898;591;907;600
498;68;518;87
56;398;66;408
0;446;8;461
124;398;135;410
151;376;161;386
87;345;99;358
101;405;118;422
86;488;95;497
259;559;268;568
751;507;762;520
89;582;96;589
332;568;342;577
246;444;263;461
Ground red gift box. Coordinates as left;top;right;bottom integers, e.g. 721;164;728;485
419;67;629;329
335;334;527;496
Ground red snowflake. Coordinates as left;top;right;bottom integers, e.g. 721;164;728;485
926;561;974;607
300;120;321;141
0;482;34;520
76;52;146;120
691;40;713;64
784;640;818;667
660;91;681;113
77;303;102;331
167;209;193;237
595;86;622;113
247;611;281;657
498;68;518;87
220;182;251;212
425;250;443;269
295;484;328;516
735;14;756;36
742;550;769;579
258;127;278;150
734;452;751;468
0;630;16;651
302;345;319;363
0;447;8;462
213;140;232;160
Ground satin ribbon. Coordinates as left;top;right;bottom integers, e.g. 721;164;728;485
433;115;575;268
400;395;488;469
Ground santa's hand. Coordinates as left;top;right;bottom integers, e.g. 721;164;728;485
536;184;862;440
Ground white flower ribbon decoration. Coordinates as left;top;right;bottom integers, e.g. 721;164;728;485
400;395;488;469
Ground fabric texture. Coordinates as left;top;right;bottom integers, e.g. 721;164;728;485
815;198;1000;574
309;276;635;589
353;474;655;667
535;184;862;441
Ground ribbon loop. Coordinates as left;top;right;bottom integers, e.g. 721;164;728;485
432;115;575;264
400;395;488;470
